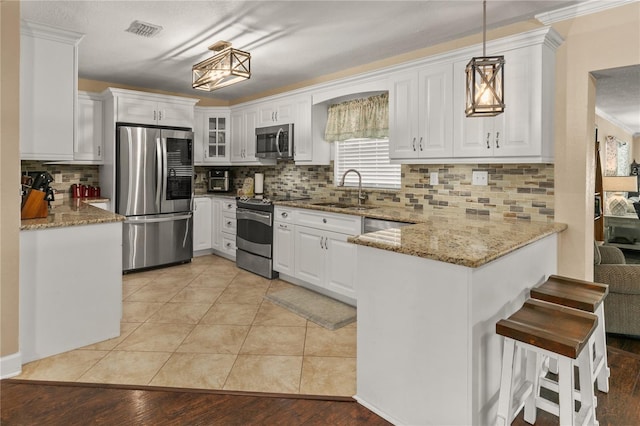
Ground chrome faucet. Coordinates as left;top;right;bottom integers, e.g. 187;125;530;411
338;168;368;205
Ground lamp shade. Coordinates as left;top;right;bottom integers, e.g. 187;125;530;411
192;44;250;91
602;176;638;192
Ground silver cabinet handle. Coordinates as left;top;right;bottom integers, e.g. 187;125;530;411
486;133;491;149
419;137;423;151
226;220;233;226
320;236;324;249
154;110;157;121
97;145;101;157
495;131;500;149
412;137;416;151
159;110;163;121
275;111;278;122
279;223;288;229
225;242;232;248
281;212;288;218
322;218;327;224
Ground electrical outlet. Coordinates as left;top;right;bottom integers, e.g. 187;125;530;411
430;172;439;185
472;171;488;186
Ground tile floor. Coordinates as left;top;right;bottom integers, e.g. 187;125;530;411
16;255;357;396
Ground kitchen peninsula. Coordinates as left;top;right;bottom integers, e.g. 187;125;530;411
274;199;566;425
20;199;124;364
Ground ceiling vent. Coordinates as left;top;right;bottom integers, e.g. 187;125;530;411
126;20;163;38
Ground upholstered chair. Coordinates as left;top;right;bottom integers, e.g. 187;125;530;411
594;243;640;336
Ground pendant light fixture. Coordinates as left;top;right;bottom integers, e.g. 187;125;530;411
192;41;251;91
465;0;505;117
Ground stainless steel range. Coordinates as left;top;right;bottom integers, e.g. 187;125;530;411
236;196;309;279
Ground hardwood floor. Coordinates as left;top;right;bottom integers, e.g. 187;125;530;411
0;380;390;426
3;335;639;425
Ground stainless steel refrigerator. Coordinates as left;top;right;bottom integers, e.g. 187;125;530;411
116;125;194;272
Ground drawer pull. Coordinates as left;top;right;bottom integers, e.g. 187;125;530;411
281;212;288;218
323;218;327;224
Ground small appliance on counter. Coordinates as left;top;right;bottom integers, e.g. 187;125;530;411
207;169;232;193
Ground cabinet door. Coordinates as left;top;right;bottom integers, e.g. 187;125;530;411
203;113;231;164
452;60;496;158
230;111;245;162
293;97;313;162
258;100;294;126
20;29;77;161
389;71;419;159
193;198;213;251
210;198;222;251
193;109;205;165
417;63;453;158
243;109;258;160
274;221;295;275
495;46;538;157
75;93;104;162
117;97;158;125
157;101;194;128
294;226;325;287
324;230;357;299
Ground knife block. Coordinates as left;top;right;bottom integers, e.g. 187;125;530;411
21;189;49;219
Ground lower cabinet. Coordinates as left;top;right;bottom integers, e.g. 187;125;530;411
193;197;213;252
218;198;237;259
274;206;361;302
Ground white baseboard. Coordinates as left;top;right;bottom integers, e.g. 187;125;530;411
354;395;404;426
0;352;22;379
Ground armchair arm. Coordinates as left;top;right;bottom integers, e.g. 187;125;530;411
599;245;627;264
594;264;640;294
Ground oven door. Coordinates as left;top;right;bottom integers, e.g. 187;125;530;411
236;208;273;258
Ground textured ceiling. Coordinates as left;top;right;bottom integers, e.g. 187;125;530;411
20;1;638;134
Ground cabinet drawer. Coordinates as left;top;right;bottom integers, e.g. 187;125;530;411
295;209;362;235
222;213;236;234
221;199;237;212
221;234;237;255
274;206;295;223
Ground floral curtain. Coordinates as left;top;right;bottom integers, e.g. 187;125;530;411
324;93;388;142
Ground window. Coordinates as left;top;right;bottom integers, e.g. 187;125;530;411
334;138;401;189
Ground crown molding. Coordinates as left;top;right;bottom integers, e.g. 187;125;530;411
535;0;638;25
596;107;639;137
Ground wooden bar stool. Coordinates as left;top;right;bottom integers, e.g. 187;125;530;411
496;299;599;426
530;274;610;393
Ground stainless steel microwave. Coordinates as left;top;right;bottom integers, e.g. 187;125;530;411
255;124;294;160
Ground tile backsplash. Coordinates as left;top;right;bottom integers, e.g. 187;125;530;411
21;161;101;197
200;161;555;222
27;160;554;222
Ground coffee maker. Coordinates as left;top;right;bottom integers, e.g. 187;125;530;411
207;169;231;192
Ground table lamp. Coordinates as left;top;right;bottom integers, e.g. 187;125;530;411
603;176;638;216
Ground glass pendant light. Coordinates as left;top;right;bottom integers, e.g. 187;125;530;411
465;0;505;117
192;41;251;91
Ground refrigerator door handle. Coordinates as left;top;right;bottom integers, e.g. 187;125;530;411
160;136;168;209
155;138;163;210
182;215;190;247
124;214;192;224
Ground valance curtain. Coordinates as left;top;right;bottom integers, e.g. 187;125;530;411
324;93;389;142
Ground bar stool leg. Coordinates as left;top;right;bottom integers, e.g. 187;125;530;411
578;342;598;425
497;338;516;426
523;349;541;424
558;356;575;425
594;304;610;393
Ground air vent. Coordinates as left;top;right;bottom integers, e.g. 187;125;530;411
126;20;163;38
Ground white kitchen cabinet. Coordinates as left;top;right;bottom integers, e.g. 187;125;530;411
107;88;197;129
277;207;361;303
452;40;556;162
194;107;231;165
258;99;295;126
230;107;275;165
293;96;330;164
389;63;453;160
75;92;104;163
210;197;222;252
20;21;83;161
193;197;213;252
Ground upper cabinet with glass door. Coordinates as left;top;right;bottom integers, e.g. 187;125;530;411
194;107;231;165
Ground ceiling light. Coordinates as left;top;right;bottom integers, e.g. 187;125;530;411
192;41;251;91
465;1;505;117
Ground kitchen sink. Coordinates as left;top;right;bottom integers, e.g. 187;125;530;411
311;202;376;210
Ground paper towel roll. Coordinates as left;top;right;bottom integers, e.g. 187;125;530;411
255;173;264;196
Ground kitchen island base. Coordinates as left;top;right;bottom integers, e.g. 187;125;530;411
354;234;558;425
20;221;123;364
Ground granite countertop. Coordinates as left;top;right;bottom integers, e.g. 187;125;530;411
20;198;124;231
274;199;568;268
195;193;237;200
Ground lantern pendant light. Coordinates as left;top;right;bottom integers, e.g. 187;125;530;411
465;0;505;117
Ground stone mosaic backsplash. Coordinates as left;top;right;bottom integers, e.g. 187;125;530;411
21;161;101;198
25;160;554;222
201;161;555;223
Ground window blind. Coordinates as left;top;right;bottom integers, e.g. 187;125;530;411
334;138;401;189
